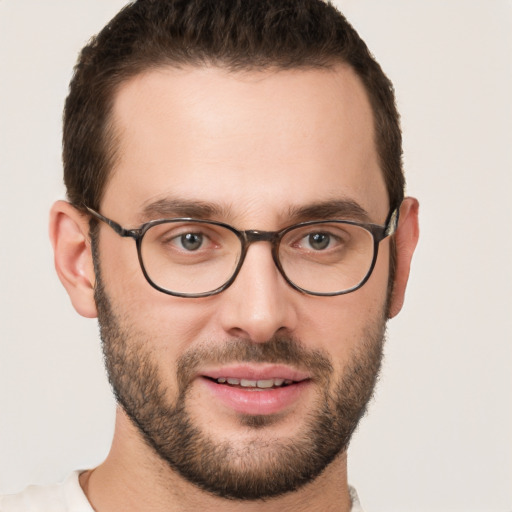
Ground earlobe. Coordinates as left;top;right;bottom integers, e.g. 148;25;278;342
49;200;98;318
388;197;420;319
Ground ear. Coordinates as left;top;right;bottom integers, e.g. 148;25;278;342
387;197;419;319
49;200;98;318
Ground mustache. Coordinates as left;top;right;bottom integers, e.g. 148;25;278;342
176;335;333;391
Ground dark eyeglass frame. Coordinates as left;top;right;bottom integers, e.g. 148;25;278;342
85;205;400;298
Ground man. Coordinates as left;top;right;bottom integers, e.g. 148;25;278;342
1;0;419;510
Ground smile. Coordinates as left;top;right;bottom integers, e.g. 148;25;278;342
211;377;295;389
198;366;312;416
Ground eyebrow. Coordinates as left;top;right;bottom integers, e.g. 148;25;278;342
139;198;229;222
138;197;371;225
287;199;371;223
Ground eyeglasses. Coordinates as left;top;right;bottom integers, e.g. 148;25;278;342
86;206;399;298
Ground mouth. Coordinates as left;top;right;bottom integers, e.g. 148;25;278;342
198;365;311;416
206;376;295;389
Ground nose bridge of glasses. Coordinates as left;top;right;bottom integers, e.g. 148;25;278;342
242;229;280;245
239;229;282;273
235;229;286;290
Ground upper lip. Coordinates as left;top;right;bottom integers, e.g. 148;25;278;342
199;364;310;382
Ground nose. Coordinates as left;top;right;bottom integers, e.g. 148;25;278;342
216;242;299;343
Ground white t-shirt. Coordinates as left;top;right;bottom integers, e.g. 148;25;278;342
0;472;92;512
0;472;364;511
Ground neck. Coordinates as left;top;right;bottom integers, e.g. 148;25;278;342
80;409;353;512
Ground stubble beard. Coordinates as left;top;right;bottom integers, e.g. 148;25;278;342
94;269;387;501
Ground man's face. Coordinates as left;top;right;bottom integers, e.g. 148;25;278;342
95;64;391;498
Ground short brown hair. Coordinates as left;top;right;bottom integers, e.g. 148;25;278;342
63;0;404;213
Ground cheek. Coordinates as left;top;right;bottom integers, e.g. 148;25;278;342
297;253;389;358
98;235;216;353
99;233;143;297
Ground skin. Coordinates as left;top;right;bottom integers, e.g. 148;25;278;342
49;63;419;511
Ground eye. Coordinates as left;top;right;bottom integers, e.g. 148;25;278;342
306;232;332;251
154;225;215;253
178;232;204;251
285;224;352;254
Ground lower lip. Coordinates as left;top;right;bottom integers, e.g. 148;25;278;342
200;378;310;416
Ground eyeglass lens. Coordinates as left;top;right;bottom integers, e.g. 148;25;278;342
139;220;376;296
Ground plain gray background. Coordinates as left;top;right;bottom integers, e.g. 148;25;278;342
0;1;511;510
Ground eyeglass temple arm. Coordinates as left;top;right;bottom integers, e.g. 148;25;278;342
84;206;137;238
384;205;400;237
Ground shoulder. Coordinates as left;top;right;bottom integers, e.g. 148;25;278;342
0;472;93;512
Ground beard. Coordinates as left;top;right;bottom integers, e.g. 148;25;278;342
94;267;386;501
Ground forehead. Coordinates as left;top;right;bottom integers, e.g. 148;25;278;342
103;64;388;225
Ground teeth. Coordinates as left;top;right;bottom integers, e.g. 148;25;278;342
255;379;274;388
240;379;257;387
216;377;292;388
